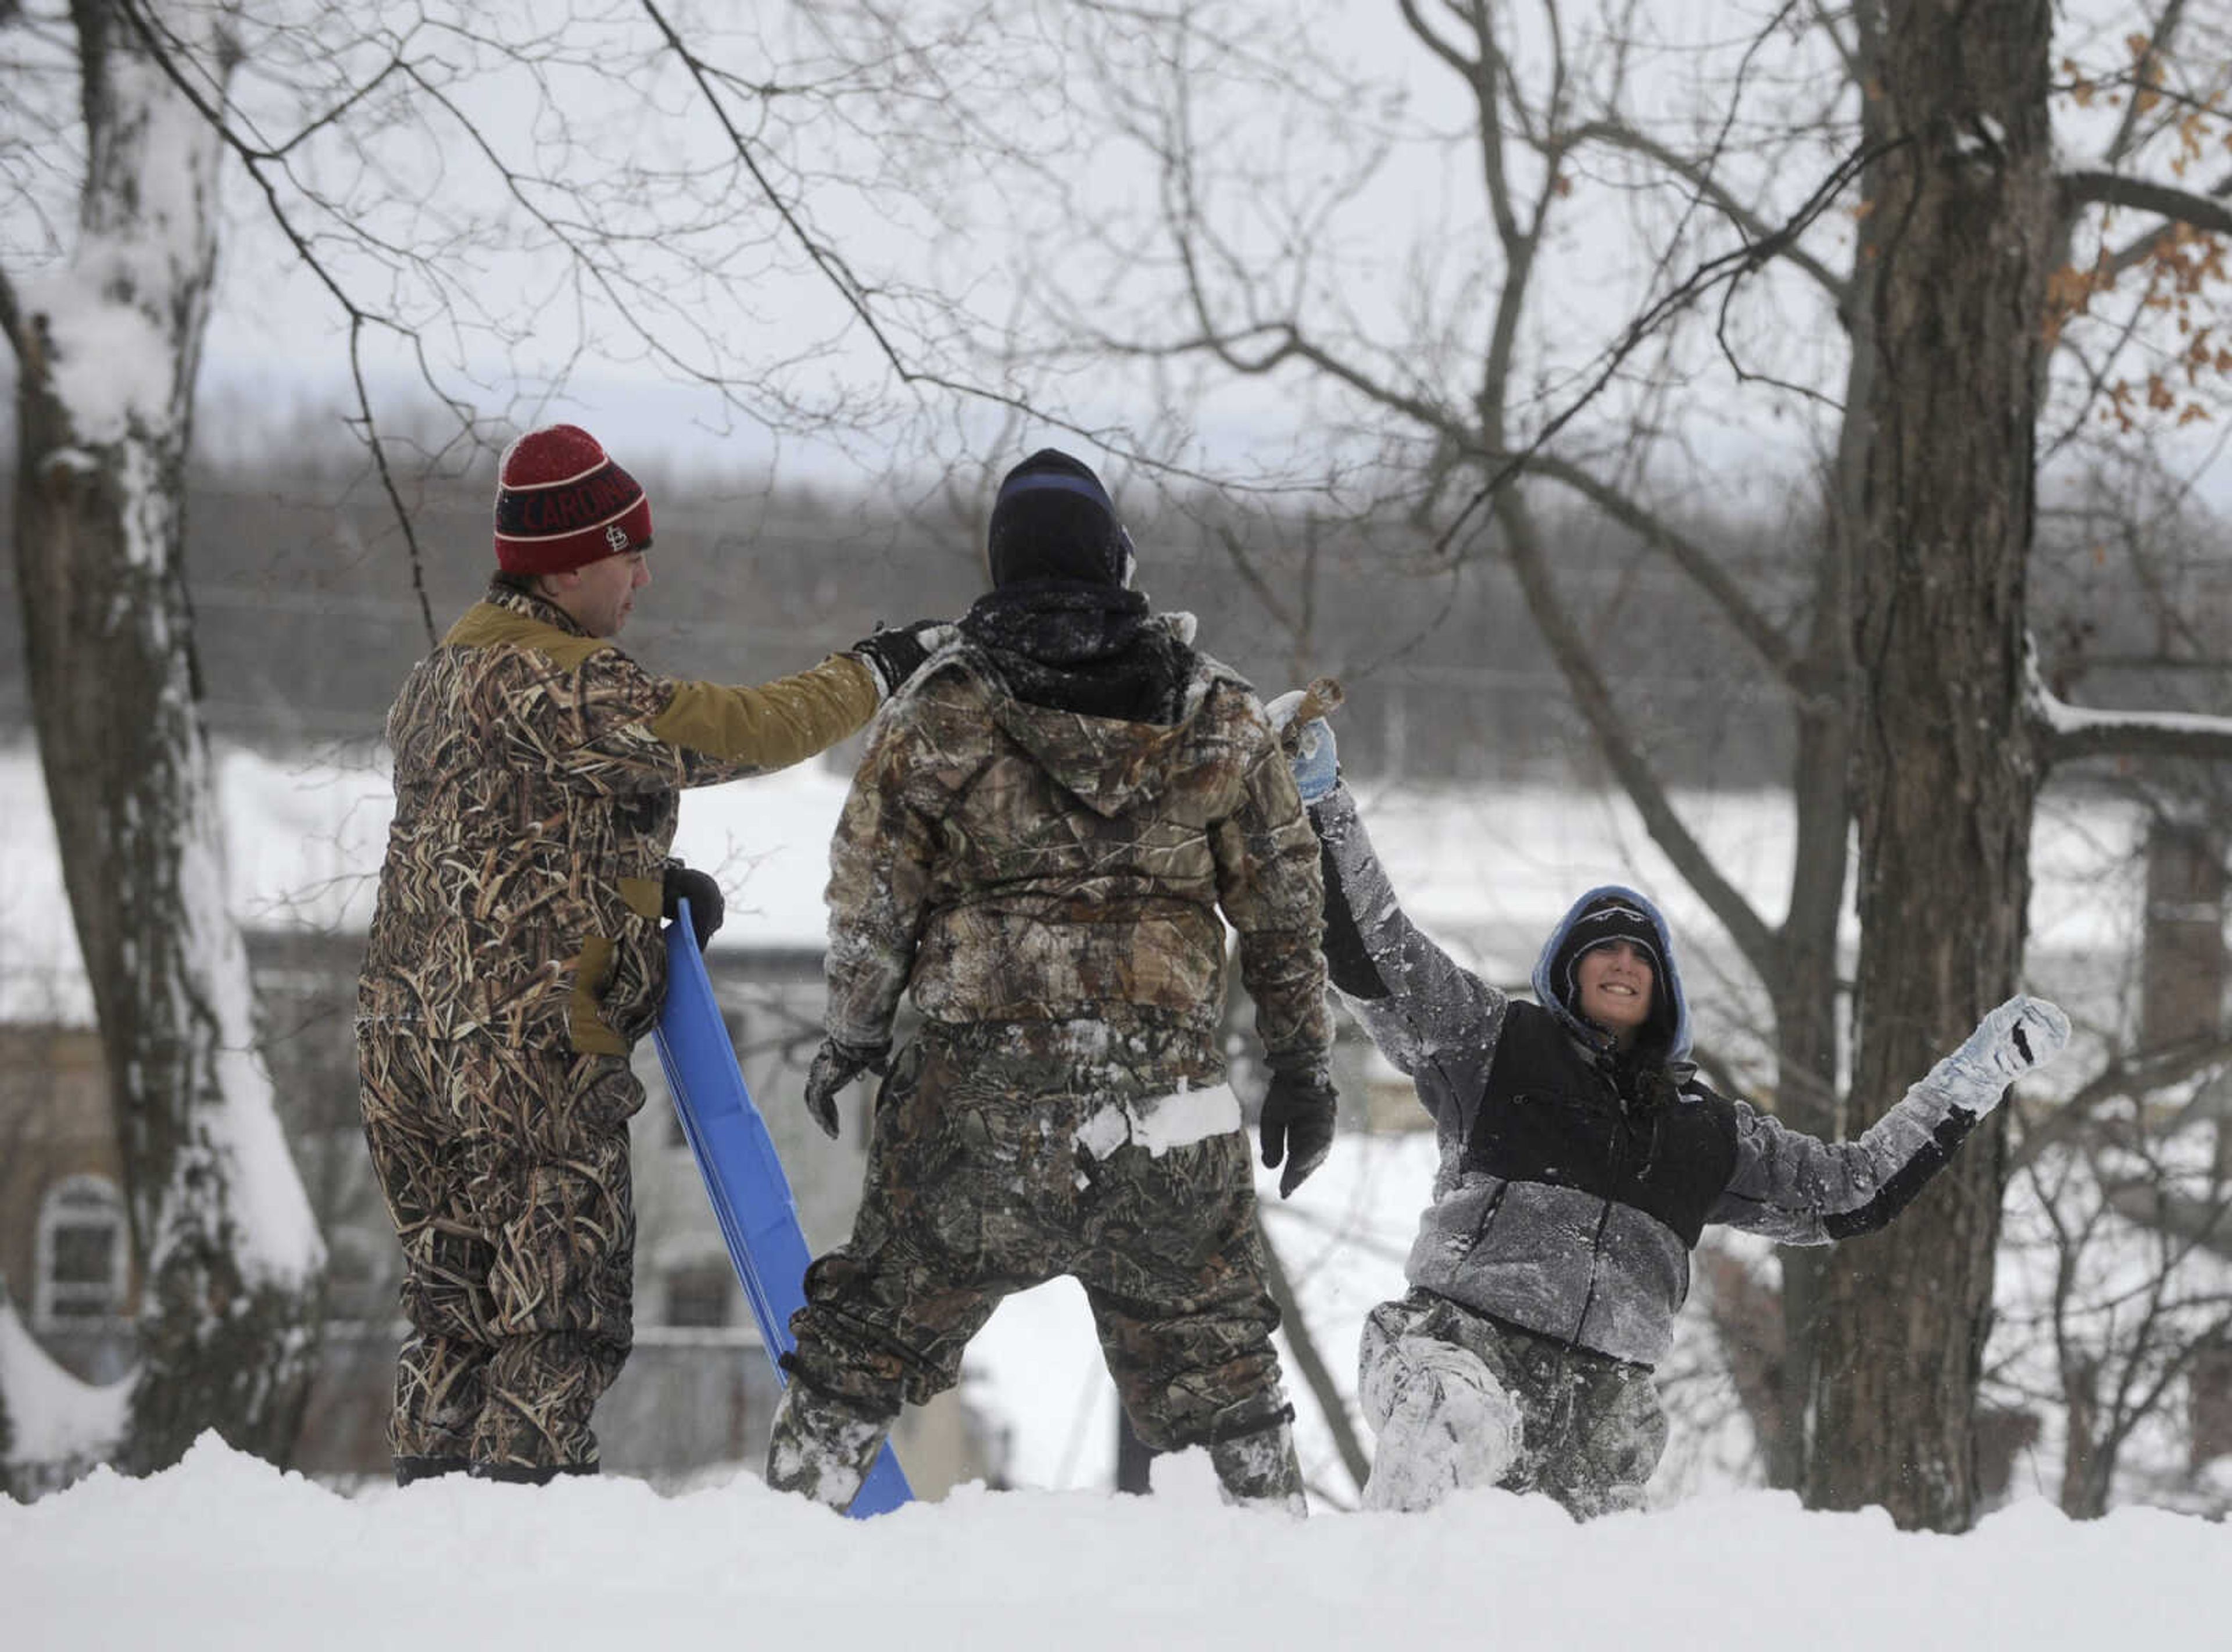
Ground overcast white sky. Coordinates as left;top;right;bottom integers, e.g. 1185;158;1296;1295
161;0;2231;511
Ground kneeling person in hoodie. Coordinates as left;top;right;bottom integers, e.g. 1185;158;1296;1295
1271;702;2072;1519
767;449;1341;1514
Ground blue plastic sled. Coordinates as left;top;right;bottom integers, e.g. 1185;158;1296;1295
652;902;914;1518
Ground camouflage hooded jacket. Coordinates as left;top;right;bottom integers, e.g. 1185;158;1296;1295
360;580;879;1055
822;619;1332;1085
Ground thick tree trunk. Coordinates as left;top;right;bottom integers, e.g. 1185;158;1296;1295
1764;670;1847;1489
1805;0;2054;1531
1771;32;1887;1483
6;2;321;1474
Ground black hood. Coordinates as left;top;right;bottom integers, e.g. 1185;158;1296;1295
959;581;1194;724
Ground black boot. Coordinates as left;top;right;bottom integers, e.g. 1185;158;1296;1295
393;1454;470;1487
467;1460;599;1486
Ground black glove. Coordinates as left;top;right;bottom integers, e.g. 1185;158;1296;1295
1258;1064;1338;1198
850;620;952;698
803;1036;890;1140
662;862;724;952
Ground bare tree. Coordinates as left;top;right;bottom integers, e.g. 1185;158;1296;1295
3;0;325;1473
0;0;1017;1477
886;0;2232;1525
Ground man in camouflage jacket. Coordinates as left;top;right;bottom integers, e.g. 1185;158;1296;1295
764;449;1340;1514
357;424;941;1485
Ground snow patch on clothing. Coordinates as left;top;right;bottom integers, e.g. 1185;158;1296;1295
1072;1082;1242;1173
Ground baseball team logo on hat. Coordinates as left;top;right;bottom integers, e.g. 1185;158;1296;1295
493;424;653;575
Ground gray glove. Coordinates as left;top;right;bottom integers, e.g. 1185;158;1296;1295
1934;995;2071;1116
802;1036;890;1140
1265;690;1339;803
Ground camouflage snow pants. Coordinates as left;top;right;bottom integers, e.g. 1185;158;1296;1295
775;1020;1296;1501
356;1019;643;1480
1358;1289;1668;1519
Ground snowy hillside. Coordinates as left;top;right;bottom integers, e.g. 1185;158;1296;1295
5;1435;2224;1651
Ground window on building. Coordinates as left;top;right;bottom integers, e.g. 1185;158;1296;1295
35;1174;128;1326
664;1263;733;1329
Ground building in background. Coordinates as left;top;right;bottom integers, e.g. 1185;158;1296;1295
0;920;998;1496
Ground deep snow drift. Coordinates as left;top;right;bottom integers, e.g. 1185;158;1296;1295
4;1435;2223;1651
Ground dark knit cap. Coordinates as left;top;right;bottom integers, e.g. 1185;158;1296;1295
493;424;652;575
987;449;1136;589
1550;896;1667;1017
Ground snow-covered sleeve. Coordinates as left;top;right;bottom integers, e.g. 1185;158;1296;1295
1307;784;1505;1131
1708;1064;1990;1245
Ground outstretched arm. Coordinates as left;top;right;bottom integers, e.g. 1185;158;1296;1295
588;654;881;790
1711;995;2072;1243
1300;781;1507;1136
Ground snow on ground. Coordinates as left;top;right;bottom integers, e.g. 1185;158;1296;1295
8;741;2210;1637
4;1433;2223;1651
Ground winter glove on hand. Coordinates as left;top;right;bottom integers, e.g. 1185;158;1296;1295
850;620;954;699
1265;691;1339;804
802;1037;890;1140
1258;1065;1339;1198
662;862;724;952
1936;994;2072;1116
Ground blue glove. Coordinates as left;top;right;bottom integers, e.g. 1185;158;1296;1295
1265;691;1339;803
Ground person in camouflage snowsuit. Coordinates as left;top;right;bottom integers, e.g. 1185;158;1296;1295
1272;703;2076;1518
357;424;943;1485
766;449;1341;1514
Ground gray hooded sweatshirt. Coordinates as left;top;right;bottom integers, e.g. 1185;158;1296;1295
1311;785;2003;1368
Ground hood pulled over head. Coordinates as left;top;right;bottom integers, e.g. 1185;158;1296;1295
1530;885;1691;1063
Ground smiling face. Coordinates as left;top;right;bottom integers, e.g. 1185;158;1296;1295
1574;940;1655;1046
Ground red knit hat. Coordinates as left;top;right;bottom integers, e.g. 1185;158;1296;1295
492;424;653;574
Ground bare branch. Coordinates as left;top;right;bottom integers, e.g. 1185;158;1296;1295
2062;169;2232;238
1211;523;1299;638
0;263;22;360
1525;450;1807;689
2101;0;2188;170
1255;1212;1370;1492
111;0;444;645
1497;491;1782;978
2104;1185;2232;1264
2011;1034;2232;1171
1429;133;1900;563
1571;118;1851;302
2027;643;2232;765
